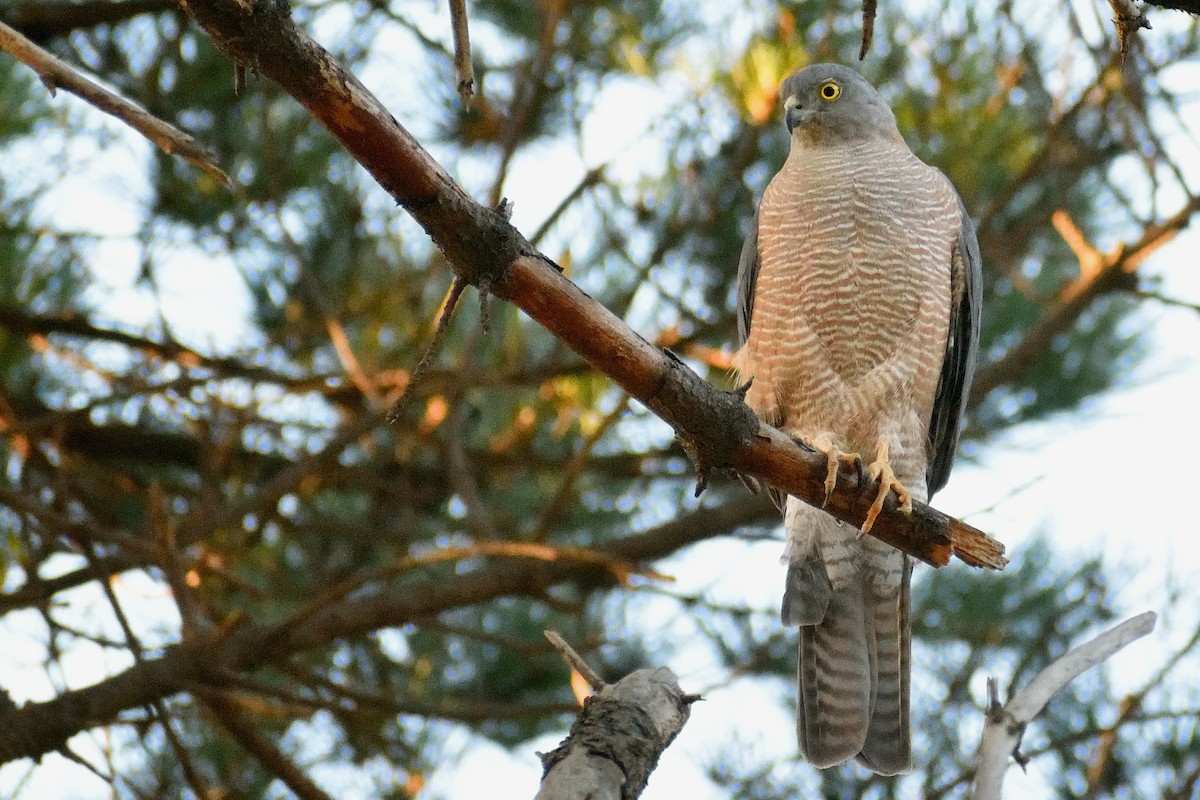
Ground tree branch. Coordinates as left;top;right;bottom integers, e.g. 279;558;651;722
0;18;229;185
175;0;1006;573
535;665;693;800
447;0;473;104
0;495;768;764
972;611;1158;800
201;691;335;800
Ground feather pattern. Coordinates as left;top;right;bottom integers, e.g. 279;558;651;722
733;63;979;775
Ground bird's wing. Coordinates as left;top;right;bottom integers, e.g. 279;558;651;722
735;208;760;348
926;191;982;497
733;206;788;509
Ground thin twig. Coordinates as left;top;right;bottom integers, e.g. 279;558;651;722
0;20;229;186
530;165;606;246
859;0;877;59
448;0;474;104
1130;288;1200;314
544;630;605;691
201;691;335;800
386;275;468;422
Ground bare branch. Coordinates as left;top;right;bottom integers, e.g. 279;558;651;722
448;0;474;104
202;691;335;800
387;276;468;421
535;667;693;800
0;20;230;186
972;611;1158;800
544;630;605;692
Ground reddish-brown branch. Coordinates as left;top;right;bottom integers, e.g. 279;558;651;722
174;0;1005;572
0;18;228;185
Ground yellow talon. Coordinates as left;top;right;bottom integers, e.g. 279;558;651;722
800;434;862;508
862;441;912;533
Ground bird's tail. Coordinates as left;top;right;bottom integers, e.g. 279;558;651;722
783;502;912;775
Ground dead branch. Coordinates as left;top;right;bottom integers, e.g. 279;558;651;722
448;0;474;104
544;630;605;692
0;19;229;186
535;664;694;800
972;611;1157;800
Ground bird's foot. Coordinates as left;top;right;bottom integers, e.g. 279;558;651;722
862;441;912;534
797;433;862;508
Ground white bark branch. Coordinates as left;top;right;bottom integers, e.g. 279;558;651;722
972;610;1157;800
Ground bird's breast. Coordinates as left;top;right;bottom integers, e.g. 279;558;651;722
754;139;957;386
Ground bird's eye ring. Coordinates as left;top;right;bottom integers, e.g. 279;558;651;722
819;81;841;100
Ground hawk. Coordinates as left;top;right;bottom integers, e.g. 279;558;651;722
732;63;981;774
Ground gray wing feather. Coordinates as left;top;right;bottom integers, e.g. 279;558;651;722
926;193;982;497
735;209;760;348
735;209;788;509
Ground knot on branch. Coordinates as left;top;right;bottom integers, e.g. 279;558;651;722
652;351;760;496
422;193;533;295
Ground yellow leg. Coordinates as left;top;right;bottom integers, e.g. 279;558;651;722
799;433;863;508
862;440;912;534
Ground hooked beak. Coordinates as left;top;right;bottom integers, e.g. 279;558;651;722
784;96;811;133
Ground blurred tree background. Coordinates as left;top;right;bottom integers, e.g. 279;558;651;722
1;0;1199;798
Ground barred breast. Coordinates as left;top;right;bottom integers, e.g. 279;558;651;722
745;136;960;465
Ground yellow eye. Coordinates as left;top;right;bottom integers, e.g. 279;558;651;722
819;81;841;100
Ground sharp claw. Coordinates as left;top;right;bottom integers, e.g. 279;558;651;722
861;440;911;532
822;465;836;508
794;434;875;510
862;492;885;534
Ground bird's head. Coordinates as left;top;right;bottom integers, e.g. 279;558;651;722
779;64;901;143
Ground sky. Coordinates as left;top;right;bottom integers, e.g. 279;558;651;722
2;3;1200;800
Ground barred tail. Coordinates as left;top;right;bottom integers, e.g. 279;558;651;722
783;507;912;774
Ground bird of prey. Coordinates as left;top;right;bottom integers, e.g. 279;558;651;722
732;63;981;774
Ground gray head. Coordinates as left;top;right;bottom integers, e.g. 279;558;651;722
779;64;901;143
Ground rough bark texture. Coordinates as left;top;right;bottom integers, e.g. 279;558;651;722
535;668;691;800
